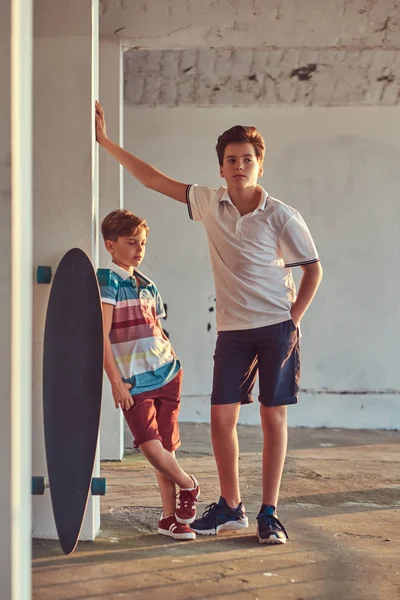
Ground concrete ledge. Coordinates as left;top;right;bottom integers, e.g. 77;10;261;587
179;393;400;430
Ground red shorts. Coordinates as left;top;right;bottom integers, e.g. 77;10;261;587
123;370;182;452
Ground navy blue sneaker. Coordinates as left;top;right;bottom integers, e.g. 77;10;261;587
191;497;249;535
257;505;288;544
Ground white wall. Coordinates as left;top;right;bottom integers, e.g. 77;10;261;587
123;106;400;429
32;0;100;540
0;5;13;593
99;37;125;461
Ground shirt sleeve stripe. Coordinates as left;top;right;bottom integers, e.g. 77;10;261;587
186;185;194;220
101;298;116;305
284;258;320;268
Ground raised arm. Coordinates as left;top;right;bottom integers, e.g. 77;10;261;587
96;101;188;203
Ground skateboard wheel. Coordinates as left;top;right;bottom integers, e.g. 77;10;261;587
91;477;106;496
37;266;52;284
96;269;111;287
32;476;45;495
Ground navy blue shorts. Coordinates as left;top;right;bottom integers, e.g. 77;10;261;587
211;319;300;407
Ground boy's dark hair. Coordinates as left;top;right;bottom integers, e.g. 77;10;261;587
101;209;149;242
216;125;265;166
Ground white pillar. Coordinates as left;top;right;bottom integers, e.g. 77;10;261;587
0;7;14;596
0;1;33;599
99;37;125;461
32;0;100;542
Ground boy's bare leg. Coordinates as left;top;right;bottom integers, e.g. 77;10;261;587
260;404;287;507
155;451;177;516
139;439;193;490
211;403;241;508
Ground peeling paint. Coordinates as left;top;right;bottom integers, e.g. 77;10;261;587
374;16;391;34
100;0;127;17
100;0;400;50
290;63;317;81
377;73;394;82
124;48;400;107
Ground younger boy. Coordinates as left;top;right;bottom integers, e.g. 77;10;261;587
100;209;200;540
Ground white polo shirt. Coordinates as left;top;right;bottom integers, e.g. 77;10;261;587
186;184;319;331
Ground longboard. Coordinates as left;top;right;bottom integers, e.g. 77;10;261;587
42;247;104;554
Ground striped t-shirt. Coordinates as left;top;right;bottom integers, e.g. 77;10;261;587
100;262;180;396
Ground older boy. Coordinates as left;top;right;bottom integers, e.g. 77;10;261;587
100;209;199;540
96;102;322;544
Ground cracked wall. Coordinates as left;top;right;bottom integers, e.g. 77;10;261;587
100;0;400;49
124;47;400;106
112;1;400;106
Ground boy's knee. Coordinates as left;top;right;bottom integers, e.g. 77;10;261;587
261;404;287;431
211;404;239;432
139;438;164;460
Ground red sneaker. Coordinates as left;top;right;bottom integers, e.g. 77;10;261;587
175;475;200;524
158;514;196;540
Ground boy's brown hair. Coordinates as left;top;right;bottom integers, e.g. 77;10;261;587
216;125;265;166
101;209;149;242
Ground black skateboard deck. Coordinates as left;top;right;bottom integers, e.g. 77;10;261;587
43;248;104;554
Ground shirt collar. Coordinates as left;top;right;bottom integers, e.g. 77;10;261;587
219;186;269;211
109;262;151;287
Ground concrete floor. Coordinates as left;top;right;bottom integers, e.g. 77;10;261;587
32;424;400;600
